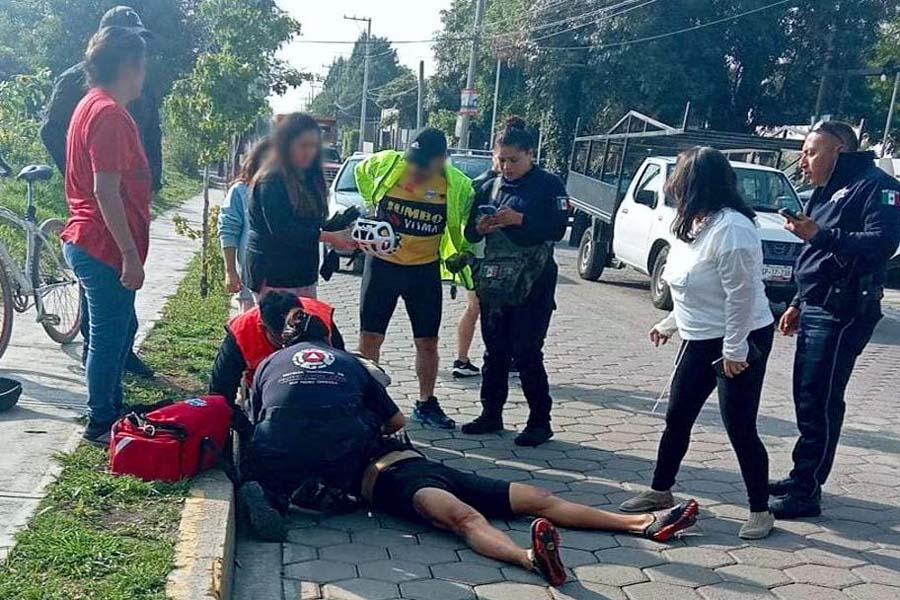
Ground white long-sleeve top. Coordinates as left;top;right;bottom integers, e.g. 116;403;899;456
655;208;774;361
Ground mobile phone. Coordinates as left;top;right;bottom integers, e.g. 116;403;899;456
712;342;762;378
478;205;498;217
779;207;800;220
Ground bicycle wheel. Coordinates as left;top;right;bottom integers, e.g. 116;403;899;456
0;263;14;359
33;218;82;344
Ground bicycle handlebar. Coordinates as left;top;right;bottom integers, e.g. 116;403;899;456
0;151;11;178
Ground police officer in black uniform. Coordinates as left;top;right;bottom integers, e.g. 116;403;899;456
770;121;900;519
460;117;569;447
40;6;161;378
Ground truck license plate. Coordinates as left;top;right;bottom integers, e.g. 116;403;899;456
762;265;793;281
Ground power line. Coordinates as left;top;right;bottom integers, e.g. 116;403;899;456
292;37;470;45
526;0;651;35
527;0;659;43
535;0;793;50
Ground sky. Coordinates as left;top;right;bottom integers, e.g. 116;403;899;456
271;0;453;115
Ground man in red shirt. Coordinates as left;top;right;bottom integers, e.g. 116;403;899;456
62;26;151;445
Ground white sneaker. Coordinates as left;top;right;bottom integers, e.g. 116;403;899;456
619;489;675;513
739;511;775;539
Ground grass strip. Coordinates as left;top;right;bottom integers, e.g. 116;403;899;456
0;255;230;600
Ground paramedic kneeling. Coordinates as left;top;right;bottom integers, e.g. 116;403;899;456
208;290;344;404
238;308;405;542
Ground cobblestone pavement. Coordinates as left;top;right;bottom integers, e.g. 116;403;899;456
233;243;900;600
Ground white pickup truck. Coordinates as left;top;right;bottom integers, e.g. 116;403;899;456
568;156;804;309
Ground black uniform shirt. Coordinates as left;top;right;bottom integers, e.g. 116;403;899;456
794;151;900;307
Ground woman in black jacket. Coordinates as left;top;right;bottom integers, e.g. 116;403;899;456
247;113;354;298
461;117;569;447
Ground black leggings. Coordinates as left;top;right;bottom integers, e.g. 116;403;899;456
651;324;774;512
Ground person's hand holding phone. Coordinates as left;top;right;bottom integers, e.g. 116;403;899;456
476;205;501;236
780;208;819;241
493;206;524;228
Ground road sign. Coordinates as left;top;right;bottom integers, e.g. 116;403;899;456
459;88;478;116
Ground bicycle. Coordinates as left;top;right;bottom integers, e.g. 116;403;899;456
0;153;82;359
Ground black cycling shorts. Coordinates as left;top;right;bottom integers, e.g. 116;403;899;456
371;457;513;522
360;257;442;338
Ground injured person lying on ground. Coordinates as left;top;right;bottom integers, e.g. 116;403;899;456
236;307;700;587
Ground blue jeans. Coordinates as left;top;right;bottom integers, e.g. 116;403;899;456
64;243;138;424
788;304;881;496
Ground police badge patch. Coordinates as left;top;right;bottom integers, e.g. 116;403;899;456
556;196;569;211
882;189;900;207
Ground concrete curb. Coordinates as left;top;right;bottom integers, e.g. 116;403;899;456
165;469;235;600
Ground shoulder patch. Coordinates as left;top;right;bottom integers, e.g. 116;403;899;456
882;189;900;207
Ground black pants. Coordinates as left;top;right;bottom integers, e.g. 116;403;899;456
479;274;556;428
652;324;774;512
787;305;880;497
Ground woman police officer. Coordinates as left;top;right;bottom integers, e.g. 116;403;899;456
460;117;569;447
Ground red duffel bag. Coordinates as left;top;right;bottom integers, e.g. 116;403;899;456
109;395;232;483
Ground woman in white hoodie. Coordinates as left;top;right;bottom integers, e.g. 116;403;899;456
619;147;776;540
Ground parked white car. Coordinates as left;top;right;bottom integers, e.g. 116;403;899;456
327;153;369;219
575;156;804;308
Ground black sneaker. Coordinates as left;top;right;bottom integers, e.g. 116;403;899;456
530;518;566;586
515;425;553;447
461;414;504;435
125;352;155;379
643;499;700;542
82;419;114;448
411;397;456;429
239;482;287;542
452;359;481;378
768;477;794;497
769;493;821;519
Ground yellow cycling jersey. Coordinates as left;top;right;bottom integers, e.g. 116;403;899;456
376;171;448;266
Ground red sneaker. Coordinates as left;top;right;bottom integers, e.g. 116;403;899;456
530;518;567;587
644;499;700;542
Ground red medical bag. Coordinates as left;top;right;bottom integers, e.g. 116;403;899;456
109;395;232;483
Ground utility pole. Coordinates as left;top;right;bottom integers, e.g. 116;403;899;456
456;0;485;149
417;60;425;130
345;15;372;152
814;29;836;123
490;58;501;148
882;71;900;157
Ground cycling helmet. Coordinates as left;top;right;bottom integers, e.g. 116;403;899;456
352;218;401;257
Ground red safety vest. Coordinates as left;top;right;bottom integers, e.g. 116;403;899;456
228;297;336;382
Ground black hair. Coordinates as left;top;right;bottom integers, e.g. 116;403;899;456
666;146;756;243
811;120;860;152
84;26;146;87
282;307;330;347
258;291;300;335
494;116;534;152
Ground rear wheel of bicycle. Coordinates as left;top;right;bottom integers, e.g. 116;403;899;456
34;218;82;344
0;264;14;359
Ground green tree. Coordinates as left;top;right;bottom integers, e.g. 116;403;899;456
165;0;303;295
0;0;202;98
309;35;411;130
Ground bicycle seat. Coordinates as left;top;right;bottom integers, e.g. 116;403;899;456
17;165;54;183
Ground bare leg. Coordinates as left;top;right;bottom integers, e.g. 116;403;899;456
413;488;532;570
510;483;654;534
414;337;439;400
359;332;385;363
457;291;480;362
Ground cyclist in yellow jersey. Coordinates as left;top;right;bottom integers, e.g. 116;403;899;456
355;129;475;429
